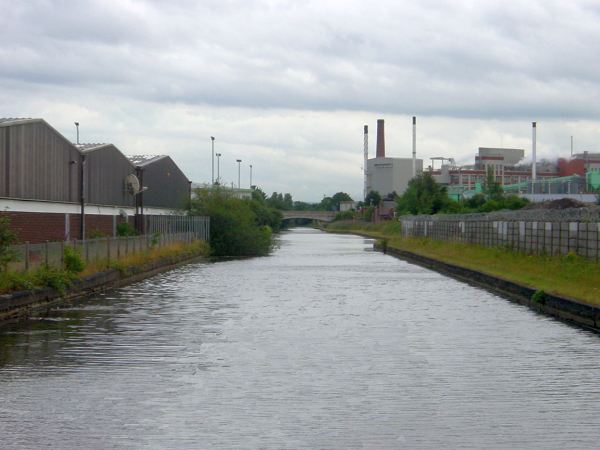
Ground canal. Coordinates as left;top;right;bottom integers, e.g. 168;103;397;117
1;228;600;449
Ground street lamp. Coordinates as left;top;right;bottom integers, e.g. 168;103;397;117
210;136;215;185
216;153;222;184
74;122;80;145
236;159;242;189
249;164;253;188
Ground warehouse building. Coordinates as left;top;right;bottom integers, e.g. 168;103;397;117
0;118;193;243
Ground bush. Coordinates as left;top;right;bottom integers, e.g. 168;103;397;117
0;216;17;271
34;266;74;294
88;229;106;239
333;210;355;221
116;222;138;236
64;246;86;274
189;187;277;257
531;289;547;305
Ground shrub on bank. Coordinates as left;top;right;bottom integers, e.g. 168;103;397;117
189;187;279;257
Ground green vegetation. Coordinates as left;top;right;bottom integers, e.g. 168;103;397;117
394;172;529;215
364;190;381;207
531;289;548;305
63;246;86;274
116;222;138;236
190;187;280;257
396;173;452;215
0;216;17;271
0;240;209;295
323;220;600;307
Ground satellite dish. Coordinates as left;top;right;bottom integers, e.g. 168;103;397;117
125;174;141;195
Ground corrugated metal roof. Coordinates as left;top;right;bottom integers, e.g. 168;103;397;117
74;143;111;153
128;154;168;167
0;118;39;127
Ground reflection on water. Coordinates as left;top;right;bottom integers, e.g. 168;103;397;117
1;228;600;449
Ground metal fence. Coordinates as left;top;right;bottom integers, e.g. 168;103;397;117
144;215;210;242
6;231;204;273
400;217;600;260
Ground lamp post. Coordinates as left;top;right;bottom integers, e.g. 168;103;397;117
249;164;253;188
74;122;80;145
210;137;215;185
216;153;222;184
236;159;242;189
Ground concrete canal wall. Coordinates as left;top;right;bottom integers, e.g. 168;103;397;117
374;241;600;332
0;251;206;325
400;207;600;259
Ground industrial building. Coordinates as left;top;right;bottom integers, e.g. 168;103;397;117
0;118;193;243
363;118;599;203
365;119;423;198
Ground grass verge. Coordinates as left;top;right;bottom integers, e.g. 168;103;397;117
0;240;210;295
324;220;600;307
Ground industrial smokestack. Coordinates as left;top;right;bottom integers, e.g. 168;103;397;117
412;116;416;177
532;122;537;185
376;119;385;158
363;125;368;201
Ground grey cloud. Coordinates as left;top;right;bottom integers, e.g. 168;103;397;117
2;0;600;119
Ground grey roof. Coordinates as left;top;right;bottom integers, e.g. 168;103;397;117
74;143;111;152
0;117;39;127
128;154;168;167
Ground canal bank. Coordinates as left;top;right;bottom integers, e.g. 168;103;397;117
0;241;209;324
323;221;600;332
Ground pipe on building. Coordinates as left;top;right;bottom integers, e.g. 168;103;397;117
376;119;385;158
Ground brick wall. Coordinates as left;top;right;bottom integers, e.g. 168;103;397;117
1;211;131;244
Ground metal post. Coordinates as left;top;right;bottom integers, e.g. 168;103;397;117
211;136;215;185
236;159;242;189
45;241;49;267
531;122;537;193
217;153;221;184
249;164;253;188
25;242;30;271
412;116;416;177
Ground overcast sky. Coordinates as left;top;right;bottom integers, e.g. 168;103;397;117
1;0;599;201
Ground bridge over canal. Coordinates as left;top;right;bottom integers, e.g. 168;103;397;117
281;210;336;222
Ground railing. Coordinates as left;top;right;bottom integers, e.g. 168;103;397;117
6;231;202;273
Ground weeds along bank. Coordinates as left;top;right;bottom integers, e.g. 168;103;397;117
324;219;600;309
0;236;210;323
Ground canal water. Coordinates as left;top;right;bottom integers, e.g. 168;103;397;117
1;228;600;449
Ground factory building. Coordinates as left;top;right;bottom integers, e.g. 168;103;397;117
0;118;193;243
432;147;559;189
365;119;423;198
128;155;191;210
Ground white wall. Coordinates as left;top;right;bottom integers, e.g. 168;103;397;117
367;157;423;196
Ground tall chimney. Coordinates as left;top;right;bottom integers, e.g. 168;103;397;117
363;125;368;201
376;119;385;158
412;116;416;177
532;122;537;185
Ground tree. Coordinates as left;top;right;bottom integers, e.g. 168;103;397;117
364;190;381;207
331;192;353;210
189;187;279;257
0;216;17;271
318;196;335;211
484;166;503;200
396;173;452;215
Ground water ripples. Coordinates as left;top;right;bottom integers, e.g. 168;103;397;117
1;229;600;449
